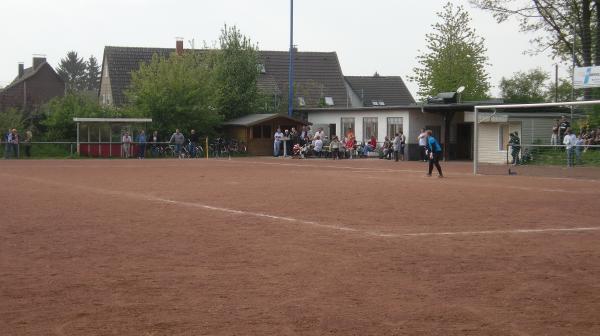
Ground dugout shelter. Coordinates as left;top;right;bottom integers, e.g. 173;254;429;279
73;117;152;157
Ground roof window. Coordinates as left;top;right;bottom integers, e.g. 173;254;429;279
324;97;334;106
297;97;306;106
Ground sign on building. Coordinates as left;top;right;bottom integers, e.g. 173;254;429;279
574;66;600;88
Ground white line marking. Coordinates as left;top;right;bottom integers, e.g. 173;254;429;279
3;173;600;239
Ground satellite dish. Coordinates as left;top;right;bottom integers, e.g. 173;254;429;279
456;86;465;93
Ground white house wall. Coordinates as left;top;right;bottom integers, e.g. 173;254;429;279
307;109;413;143
477;122;521;164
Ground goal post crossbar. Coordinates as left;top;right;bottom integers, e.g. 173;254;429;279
473;100;600;175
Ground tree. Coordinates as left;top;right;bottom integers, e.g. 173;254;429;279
499;68;550;103
470;0;599;67
410;2;490;100
40;93;112;140
127;52;222;136
0;108;24;135
211;24;261;120
86;55;101;92
57;51;87;92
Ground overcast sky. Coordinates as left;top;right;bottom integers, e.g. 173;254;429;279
0;0;565;98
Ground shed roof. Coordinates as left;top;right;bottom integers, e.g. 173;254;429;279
222;113;308;127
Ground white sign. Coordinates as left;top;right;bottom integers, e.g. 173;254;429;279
574;66;600;88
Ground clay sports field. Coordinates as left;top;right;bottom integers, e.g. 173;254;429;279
1;158;600;335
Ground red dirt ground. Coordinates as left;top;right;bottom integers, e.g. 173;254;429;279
1;157;599;335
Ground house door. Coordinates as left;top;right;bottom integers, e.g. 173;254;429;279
456;123;473;160
329;124;336;139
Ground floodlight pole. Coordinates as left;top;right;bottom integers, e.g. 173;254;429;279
288;0;294;117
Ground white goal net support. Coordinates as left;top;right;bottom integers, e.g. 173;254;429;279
473;100;600;180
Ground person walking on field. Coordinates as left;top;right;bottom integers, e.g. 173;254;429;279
425;130;443;178
24;130;33;158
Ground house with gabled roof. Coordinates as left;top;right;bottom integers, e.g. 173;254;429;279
0;56;65;114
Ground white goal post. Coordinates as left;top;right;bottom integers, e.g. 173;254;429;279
473;100;600;175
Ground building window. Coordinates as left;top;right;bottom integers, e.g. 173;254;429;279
297;97;306;106
372;100;385;106
499;124;509;151
262;125;272;138
387;117;403;138
252;125;262;139
257;63;266;73
341;117;355;138
363;117;378;140
324;97;334;106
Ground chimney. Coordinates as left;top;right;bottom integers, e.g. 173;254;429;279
18;63;24;78
33;55;46;69
176;38;184;56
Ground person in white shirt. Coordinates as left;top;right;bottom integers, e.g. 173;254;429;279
417;129;428;161
273;128;283;157
563;128;577;167
313;136;323;157
122;132;132;159
314;128;325;141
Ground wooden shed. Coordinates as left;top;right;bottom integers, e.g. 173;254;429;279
222;114;309;156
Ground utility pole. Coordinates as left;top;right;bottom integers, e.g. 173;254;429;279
288;0;294;117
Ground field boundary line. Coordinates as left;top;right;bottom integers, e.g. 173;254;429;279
2;172;599;239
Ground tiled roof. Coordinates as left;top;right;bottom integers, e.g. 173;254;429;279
101;47;348;108
345;75;415;107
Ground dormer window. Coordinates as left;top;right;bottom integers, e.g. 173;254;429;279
297;97;306;106
258;64;266;73
324;97;334;106
372;100;385;106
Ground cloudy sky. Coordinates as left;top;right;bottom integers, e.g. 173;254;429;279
0;0;564;98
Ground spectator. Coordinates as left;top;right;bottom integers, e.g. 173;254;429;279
313;136;323;157
345;136;356;159
137;130;147;159
169;129;185;158
189;129;199;158
551;120;559;146
558;115;570;143
575;133;585;165
418;129;428;162
5;129;19;159
393;133;402;162
122;131;132;158
563;128;577;167
363;135;377;157
24;130;33;158
314;127;325;141
426;130;443;178
3;129;10;159
508;132;521;165
150;131;159;157
290;127;299;145
382;136;392;160
273;127;283;157
330;135;341;159
284;129;291;156
345;127;355;140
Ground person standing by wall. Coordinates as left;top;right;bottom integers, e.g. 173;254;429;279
558;115;570;144
137;130;147;159
551;120;559;146
122;131;132;159
426;130;443;178
508;132;521;165
418;128;428;162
